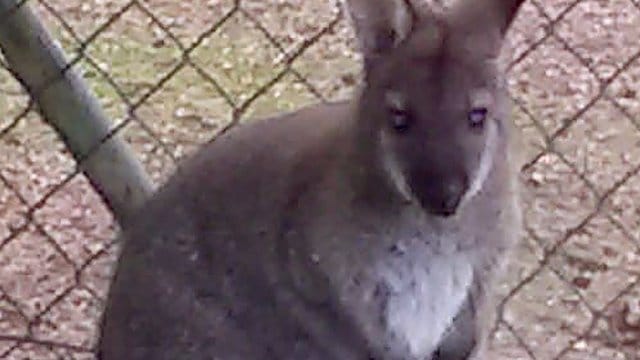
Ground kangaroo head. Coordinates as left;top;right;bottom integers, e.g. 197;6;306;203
345;0;524;217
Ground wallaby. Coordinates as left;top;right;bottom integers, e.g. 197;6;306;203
97;0;525;359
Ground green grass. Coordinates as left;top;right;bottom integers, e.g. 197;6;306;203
0;19;355;182
49;25;359;148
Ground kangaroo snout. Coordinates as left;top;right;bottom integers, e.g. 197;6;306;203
414;172;469;217
431;177;468;217
440;179;467;216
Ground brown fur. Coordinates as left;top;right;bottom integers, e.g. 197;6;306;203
98;1;526;359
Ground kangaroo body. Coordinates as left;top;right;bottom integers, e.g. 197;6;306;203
98;1;525;359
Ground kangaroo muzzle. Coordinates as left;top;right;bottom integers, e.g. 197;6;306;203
412;171;469;217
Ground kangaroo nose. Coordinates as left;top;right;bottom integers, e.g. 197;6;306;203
439;180;466;217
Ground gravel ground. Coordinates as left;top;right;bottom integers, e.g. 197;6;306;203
0;0;639;359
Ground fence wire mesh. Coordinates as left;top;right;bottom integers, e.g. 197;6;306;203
0;0;639;359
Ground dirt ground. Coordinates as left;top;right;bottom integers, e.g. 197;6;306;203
1;0;639;359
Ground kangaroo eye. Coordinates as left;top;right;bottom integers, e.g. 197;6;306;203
389;107;410;132
468;107;488;129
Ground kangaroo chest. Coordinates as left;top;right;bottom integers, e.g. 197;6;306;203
298;195;481;359
376;243;474;359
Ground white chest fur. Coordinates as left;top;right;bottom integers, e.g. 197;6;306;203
378;249;473;358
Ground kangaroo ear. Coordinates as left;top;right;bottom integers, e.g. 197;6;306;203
493;0;527;34
449;0;525;36
342;0;416;63
446;0;525;56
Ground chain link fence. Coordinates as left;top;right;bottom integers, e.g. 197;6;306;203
0;0;639;359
